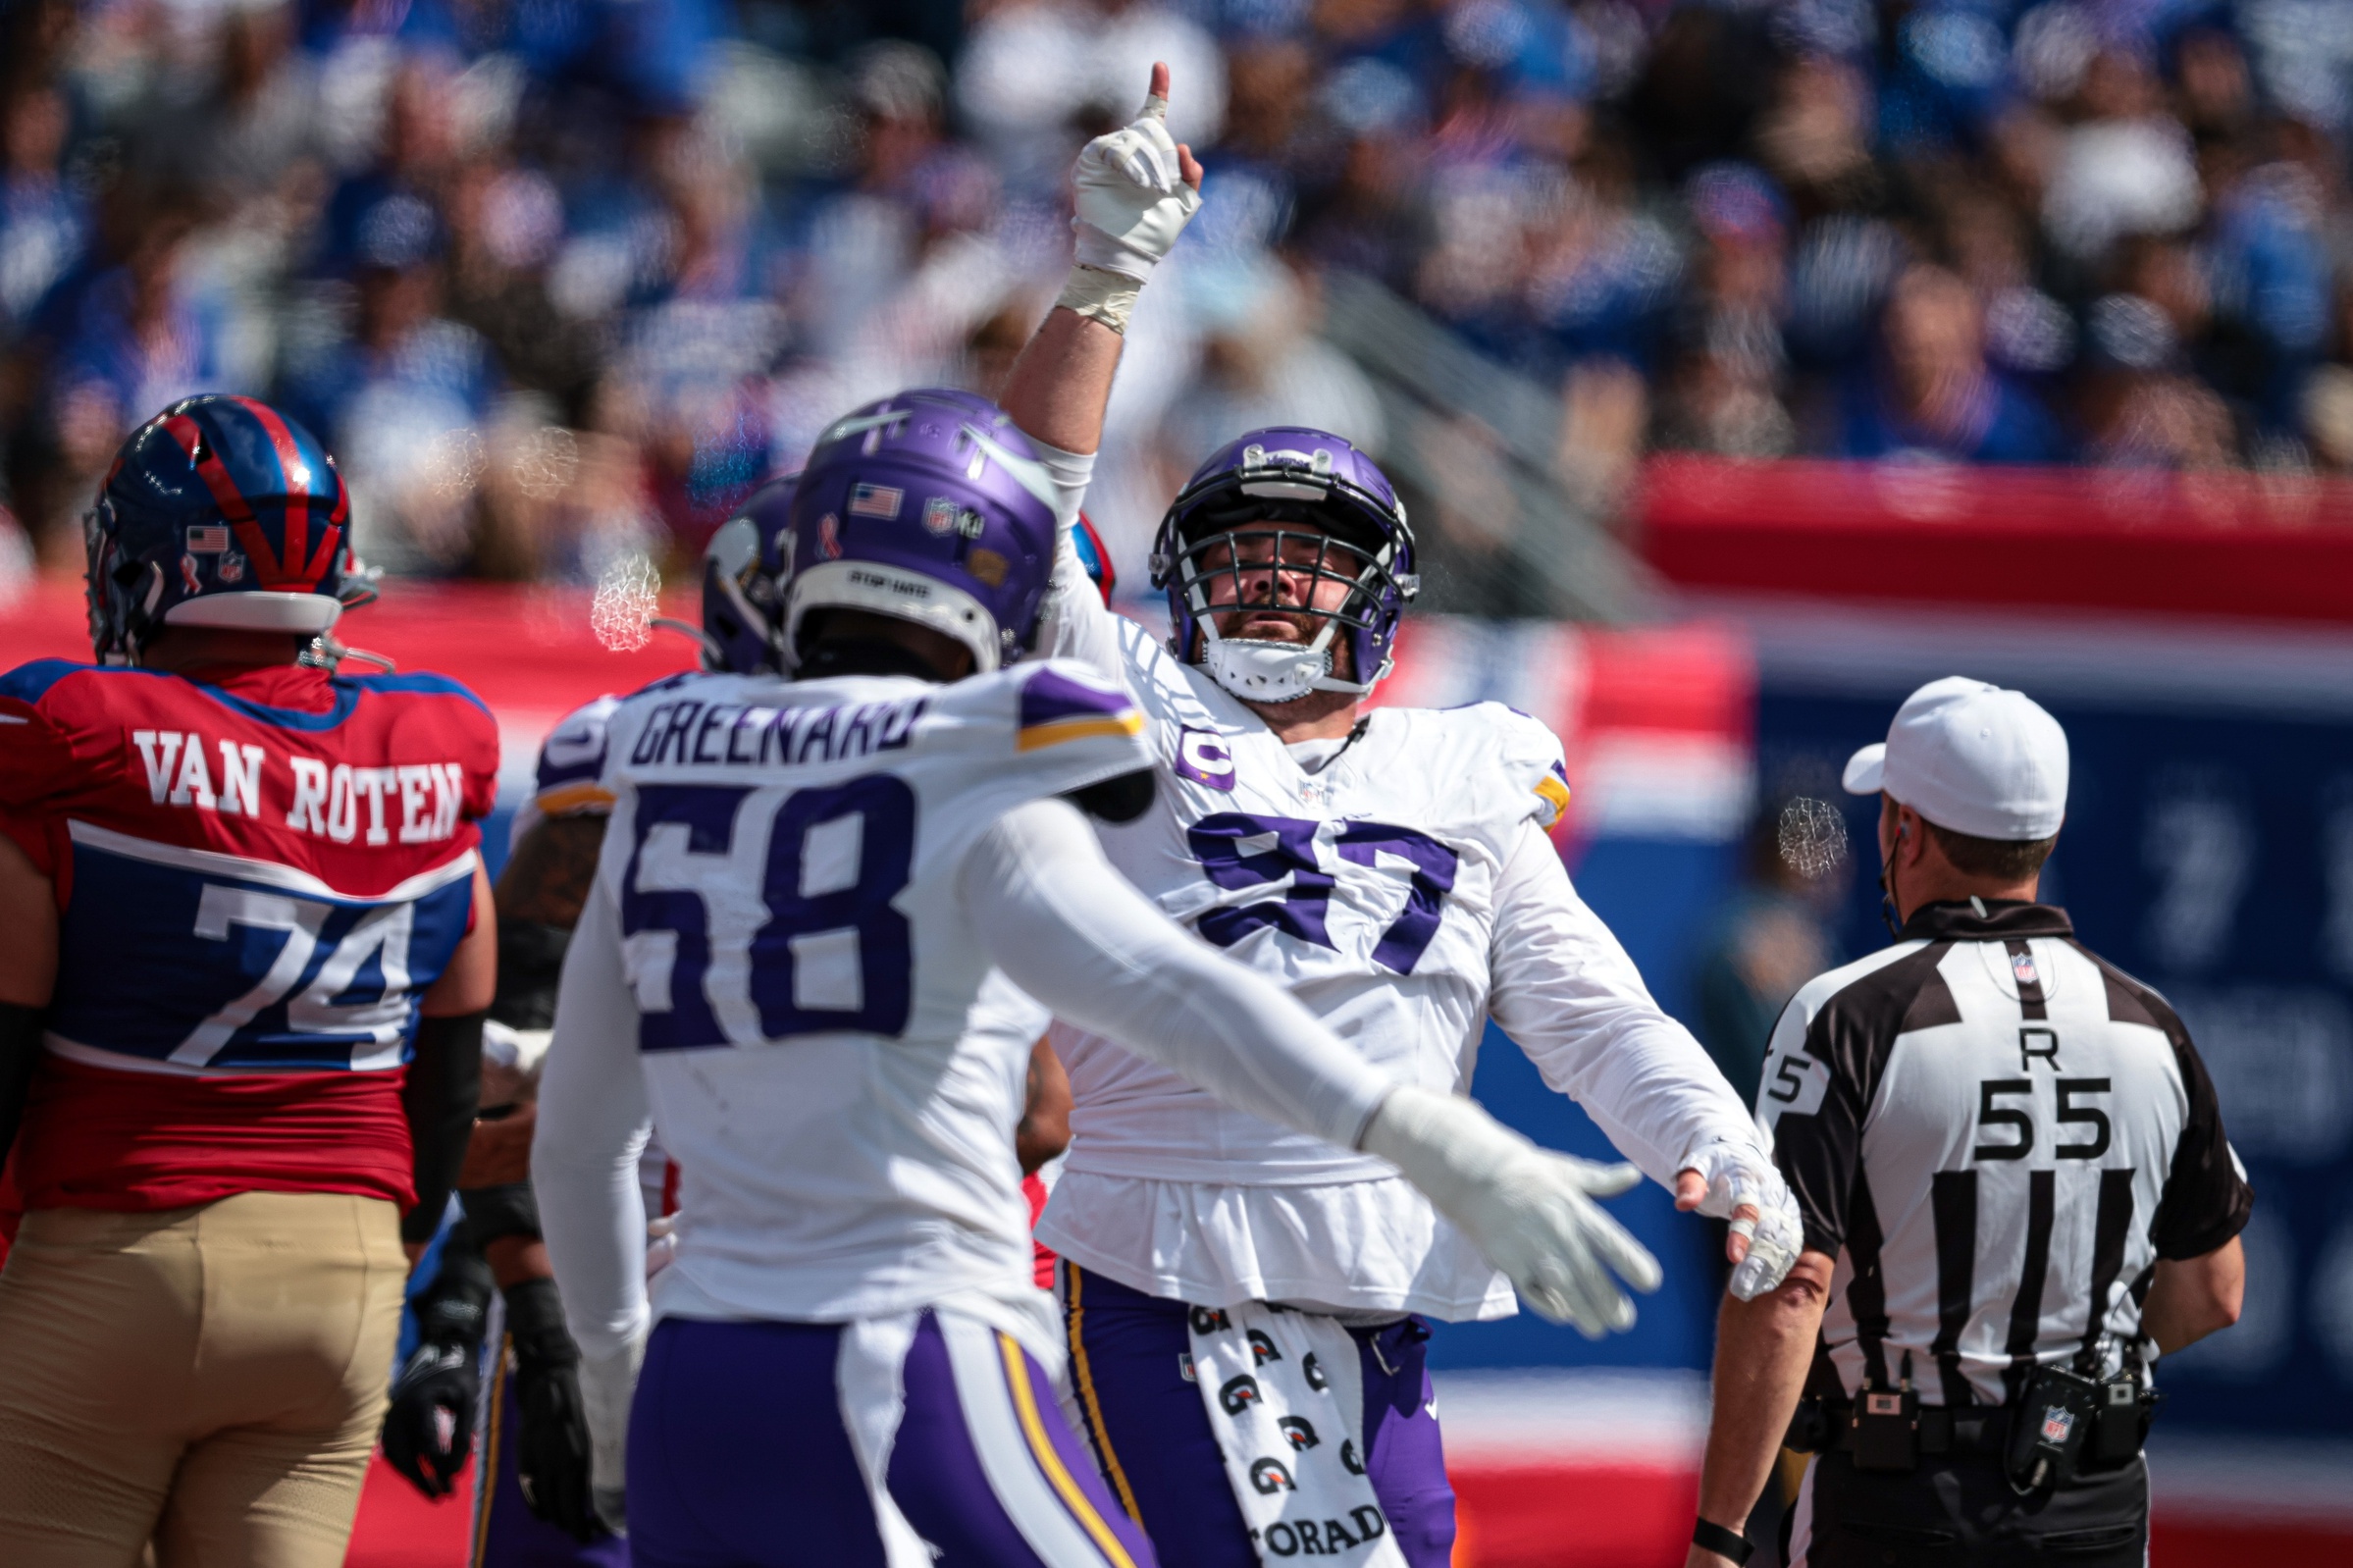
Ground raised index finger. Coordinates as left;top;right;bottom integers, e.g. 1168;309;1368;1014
1143;60;1171;120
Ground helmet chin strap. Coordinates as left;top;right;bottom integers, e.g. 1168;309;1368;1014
1196;617;1378;704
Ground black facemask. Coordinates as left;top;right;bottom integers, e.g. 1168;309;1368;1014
796;637;949;683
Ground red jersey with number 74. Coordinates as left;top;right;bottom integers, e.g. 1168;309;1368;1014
0;657;499;1214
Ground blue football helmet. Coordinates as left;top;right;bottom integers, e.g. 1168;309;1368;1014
85;395;361;663
1073;512;1116;605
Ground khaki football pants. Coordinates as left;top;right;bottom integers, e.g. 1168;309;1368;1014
0;1191;407;1567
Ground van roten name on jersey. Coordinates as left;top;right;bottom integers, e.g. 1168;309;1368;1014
130;727;469;845
627;694;929;771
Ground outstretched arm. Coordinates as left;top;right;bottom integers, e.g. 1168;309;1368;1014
967;797;1389;1149
1003;61;1204;674
1487;823;1803;1298
965;797;1665;1336
532;878;653;1529
1001;60;1203;464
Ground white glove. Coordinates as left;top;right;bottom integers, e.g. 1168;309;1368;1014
578;1330;645;1535
1682;1138;1804;1301
1072;83;1201;281
1361;1086;1663;1338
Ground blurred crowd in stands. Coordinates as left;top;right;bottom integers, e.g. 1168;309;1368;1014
3;0;2353;594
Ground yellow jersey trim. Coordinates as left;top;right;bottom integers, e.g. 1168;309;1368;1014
1535;773;1573;826
532;781;617;816
1016;711;1145;753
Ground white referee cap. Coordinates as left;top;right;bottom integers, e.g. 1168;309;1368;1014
1843;676;2069;841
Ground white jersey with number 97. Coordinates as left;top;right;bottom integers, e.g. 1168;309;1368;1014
575;659;1146;1328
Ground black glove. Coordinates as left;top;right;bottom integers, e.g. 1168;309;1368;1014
382;1234;493;1499
505;1277;602;1542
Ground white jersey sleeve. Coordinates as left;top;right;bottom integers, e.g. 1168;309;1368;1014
535;877;655;1360
964;798;1391;1153
1486;820;1765;1188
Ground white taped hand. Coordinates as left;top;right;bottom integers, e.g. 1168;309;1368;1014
1072;88;1202;281
1361;1086;1663;1339
1682;1138;1804;1301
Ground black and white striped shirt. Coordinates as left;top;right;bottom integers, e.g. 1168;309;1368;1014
1757;901;2251;1408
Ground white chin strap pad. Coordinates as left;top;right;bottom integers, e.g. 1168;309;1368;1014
1198;625;1385;706
1201;637;1332;704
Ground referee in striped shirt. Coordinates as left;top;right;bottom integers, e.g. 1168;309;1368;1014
1686;678;2251;1568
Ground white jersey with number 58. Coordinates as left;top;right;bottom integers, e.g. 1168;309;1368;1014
557;659;1147;1333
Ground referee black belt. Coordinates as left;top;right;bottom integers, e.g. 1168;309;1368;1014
1823;1401;2014;1458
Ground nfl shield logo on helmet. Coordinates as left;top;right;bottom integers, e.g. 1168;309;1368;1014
2040;1407;2074;1443
923;497;958;535
848;483;903;520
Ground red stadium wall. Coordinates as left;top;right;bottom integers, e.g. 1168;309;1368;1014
1640;456;2353;623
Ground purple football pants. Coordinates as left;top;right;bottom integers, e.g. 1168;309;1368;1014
474;1361;633;1568
1059;1266;1457;1568
625;1314;1157;1568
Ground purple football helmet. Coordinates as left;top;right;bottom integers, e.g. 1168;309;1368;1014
780;389;1059;675
1151;427;1418;704
701;472;797;673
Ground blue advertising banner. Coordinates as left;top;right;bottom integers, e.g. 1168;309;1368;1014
1438;602;2353;1447
1735;601;2353;1441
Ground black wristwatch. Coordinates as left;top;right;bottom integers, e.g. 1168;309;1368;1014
1693;1518;1754;1565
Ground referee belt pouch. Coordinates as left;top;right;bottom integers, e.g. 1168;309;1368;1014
1810;1400;2017;1468
2086;1377;2161;1470
2004;1365;2101;1491
1849;1385;1920;1473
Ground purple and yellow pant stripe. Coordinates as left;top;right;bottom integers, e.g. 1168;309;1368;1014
625;1313;1155;1568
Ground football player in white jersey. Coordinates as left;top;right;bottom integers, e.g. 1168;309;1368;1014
530;391;1703;1568
988;66;1809;1566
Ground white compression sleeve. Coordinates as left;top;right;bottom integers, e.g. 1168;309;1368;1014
1027;434;1097;536
533;879;654;1361
963;798;1393;1150
1486;822;1768;1187
1024;434;1127;675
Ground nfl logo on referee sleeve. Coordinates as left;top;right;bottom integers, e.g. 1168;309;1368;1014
848;483;903;519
